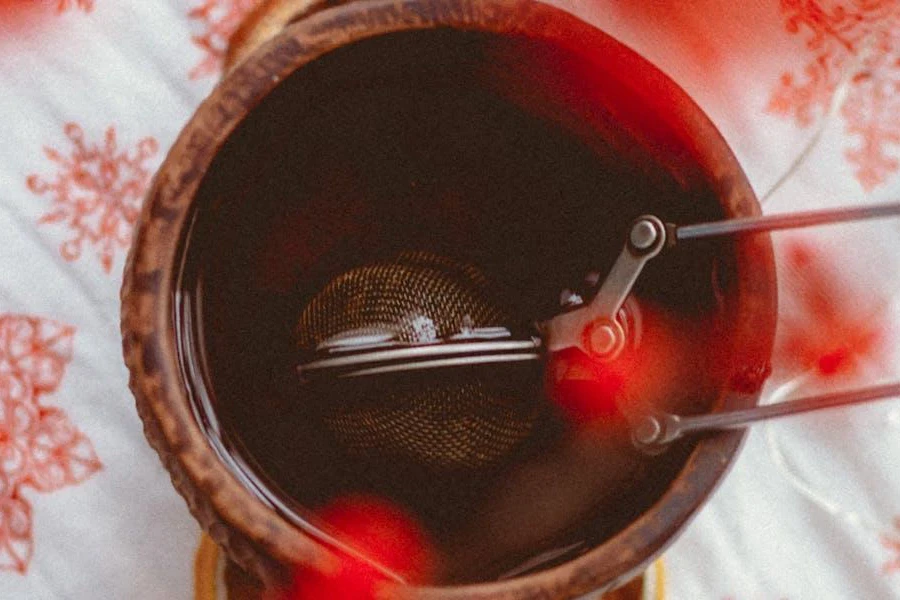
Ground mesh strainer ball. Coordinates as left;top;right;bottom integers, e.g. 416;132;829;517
296;251;541;471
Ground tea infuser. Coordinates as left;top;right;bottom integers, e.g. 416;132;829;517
294;251;543;472
299;201;900;375
297;202;900;453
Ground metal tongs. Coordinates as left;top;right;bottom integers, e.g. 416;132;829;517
298;201;900;447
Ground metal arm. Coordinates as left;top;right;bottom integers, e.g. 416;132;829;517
632;382;900;450
539;216;666;358
674;201;900;241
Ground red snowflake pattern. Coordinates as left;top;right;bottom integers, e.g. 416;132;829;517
768;0;900;190
26;123;159;274
188;0;262;79
0;315;101;574
881;517;900;574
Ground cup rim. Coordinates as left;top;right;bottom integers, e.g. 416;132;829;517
121;0;777;596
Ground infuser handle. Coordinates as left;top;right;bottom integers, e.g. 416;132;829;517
672;201;900;242
633;382;900;450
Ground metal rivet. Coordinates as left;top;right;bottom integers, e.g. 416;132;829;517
590;323;618;356
630;219;659;251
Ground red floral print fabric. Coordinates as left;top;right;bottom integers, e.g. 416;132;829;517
27;124;159;274
188;0;262;78
769;0;900;190
0;315;101;574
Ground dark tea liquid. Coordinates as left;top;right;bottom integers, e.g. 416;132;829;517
174;29;734;584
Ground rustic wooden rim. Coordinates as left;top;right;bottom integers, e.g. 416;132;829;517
225;0;337;72
121;0;776;597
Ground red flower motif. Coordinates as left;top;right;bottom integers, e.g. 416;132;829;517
775;240;889;379
0;315;101;574
188;0;261;79
0;494;32;574
27;123;159;273
26;407;102;493
0;315;75;395
768;0;900;190
0;376;38;496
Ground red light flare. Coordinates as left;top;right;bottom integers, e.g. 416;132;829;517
545;304;688;426
597;0;775;75
609;1;723;68
776;239;890;379
0;0;44;29
444;306;705;573
275;496;433;600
